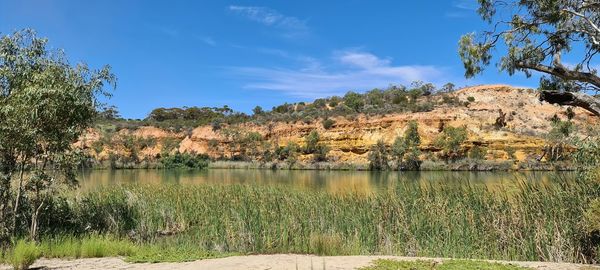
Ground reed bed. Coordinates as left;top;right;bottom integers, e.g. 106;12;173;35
32;175;598;263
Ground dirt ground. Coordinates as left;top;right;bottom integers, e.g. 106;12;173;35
1;254;598;270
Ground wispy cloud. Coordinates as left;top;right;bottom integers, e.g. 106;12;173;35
228;5;309;39
197;36;217;46
255;47;322;71
446;0;477;18
453;0;477;10
228;50;452;98
157;26;179;37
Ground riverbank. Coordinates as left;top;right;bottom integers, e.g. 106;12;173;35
1;255;597;270
209;160;576;171
85;159;576;171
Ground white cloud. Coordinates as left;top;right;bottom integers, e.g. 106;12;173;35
228;50;452;98
337;51;391;69
228;6;309;38
453;0;477;10
198;36;217;46
158;26;179;37
446;0;477;18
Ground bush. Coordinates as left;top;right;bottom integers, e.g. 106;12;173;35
328;98;339;108
435;126;468;162
277;142;300;165
411;101;434;112
368;140;389;170
468;145;487;160
160;153;209;169
322;118;336;129
467;96;475;102
343;91;364;112
313;144;330;162
304;130;320;154
10;240;40;270
548;118;575;139
391;121;421;170
505;147;516;160
441;94;460;105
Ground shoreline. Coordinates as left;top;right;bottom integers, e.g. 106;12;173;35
82;159;577;172
2;255;596;270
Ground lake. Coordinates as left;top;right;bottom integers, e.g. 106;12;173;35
77;169;575;194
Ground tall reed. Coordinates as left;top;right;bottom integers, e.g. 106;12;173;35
38;176;598;263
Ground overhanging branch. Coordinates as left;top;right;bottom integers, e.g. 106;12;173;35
516;61;600;88
539;90;600;116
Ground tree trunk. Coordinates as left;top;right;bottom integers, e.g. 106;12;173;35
539;90;600;117
12;161;26;237
30;200;44;241
0;173;11;246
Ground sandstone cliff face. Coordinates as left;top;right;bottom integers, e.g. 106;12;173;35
81;85;599;164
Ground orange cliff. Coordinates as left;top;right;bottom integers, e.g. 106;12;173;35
78;85;600;165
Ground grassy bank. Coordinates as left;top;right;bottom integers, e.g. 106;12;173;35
0;235;233;266
4;175;597;264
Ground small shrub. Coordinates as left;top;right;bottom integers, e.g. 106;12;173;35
313;144;330;162
468;145;487;160
505;147;516;159
91;141;104;154
10;240;40;270
441;94;460;106
411;101;434;112
161;138;181;154
566;107;575;120
322;118;336;130
435;125;468;162
304;130;320;154
467;96;475;102
277;142;300;165
328;99;339;107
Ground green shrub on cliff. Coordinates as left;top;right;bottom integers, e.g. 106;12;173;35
160;153;209;169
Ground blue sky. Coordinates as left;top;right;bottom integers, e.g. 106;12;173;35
0;0;538;119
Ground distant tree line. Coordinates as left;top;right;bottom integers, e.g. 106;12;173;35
97;81;467;132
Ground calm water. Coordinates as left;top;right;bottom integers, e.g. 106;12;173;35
77;169;575;193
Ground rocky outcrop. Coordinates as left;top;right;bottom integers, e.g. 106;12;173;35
80;85;599;165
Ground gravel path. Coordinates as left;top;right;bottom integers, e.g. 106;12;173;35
1;255;598;270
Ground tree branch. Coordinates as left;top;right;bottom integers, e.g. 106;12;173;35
539;90;600;116
516;61;600;88
562;8;600;45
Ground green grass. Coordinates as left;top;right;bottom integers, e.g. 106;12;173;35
2;235;232;264
10;174;600;264
39;235;136;258
359;259;530;270
9;240;41;270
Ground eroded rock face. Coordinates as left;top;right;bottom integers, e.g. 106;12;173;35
80;85;599;164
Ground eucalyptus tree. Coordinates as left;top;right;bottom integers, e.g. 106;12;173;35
0;29;115;241
459;0;600;116
391;121;422;170
368;139;389;170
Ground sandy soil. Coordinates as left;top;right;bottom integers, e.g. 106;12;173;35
1;255;598;270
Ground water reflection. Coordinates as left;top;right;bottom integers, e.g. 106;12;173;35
77;169;575;194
